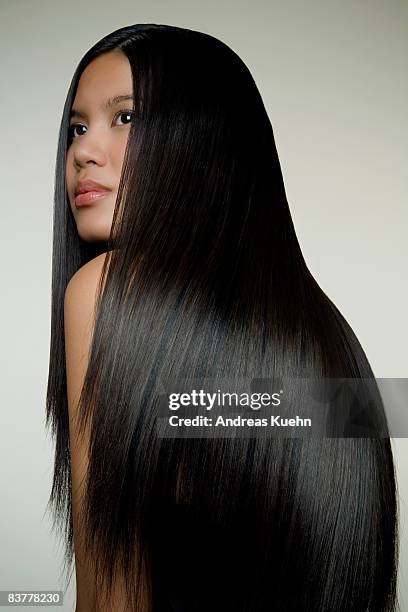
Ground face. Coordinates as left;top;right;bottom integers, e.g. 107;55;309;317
66;49;134;243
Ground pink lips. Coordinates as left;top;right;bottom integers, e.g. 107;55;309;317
75;190;112;206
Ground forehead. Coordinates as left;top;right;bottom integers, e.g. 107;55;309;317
73;49;132;108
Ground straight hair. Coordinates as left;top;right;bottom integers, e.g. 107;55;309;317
46;23;398;611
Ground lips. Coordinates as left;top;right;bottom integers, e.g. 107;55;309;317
75;190;112;206
74;179;112;207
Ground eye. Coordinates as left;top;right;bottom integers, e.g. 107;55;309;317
114;109;135;126
68;123;86;142
67;109;135;144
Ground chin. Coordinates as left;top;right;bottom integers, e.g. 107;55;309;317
77;226;111;243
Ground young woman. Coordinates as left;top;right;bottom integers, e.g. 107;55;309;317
46;23;398;612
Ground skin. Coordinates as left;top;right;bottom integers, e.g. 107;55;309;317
66;48;134;243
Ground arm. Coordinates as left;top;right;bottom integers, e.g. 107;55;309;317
64;252;132;611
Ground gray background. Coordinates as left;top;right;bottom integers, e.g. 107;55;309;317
0;0;406;609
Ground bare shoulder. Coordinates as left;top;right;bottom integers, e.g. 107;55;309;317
64;251;111;421
63;250;112;421
65;251;111;307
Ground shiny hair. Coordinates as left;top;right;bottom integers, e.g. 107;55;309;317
46;23;399;611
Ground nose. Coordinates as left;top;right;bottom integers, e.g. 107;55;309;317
72;128;108;169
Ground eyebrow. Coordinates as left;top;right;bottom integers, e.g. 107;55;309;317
70;94;134;120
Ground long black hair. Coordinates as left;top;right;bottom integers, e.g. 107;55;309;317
46;23;399;611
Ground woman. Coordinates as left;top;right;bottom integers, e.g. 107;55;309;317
46;23;398;611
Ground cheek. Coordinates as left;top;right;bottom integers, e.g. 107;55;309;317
112;137;129;175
